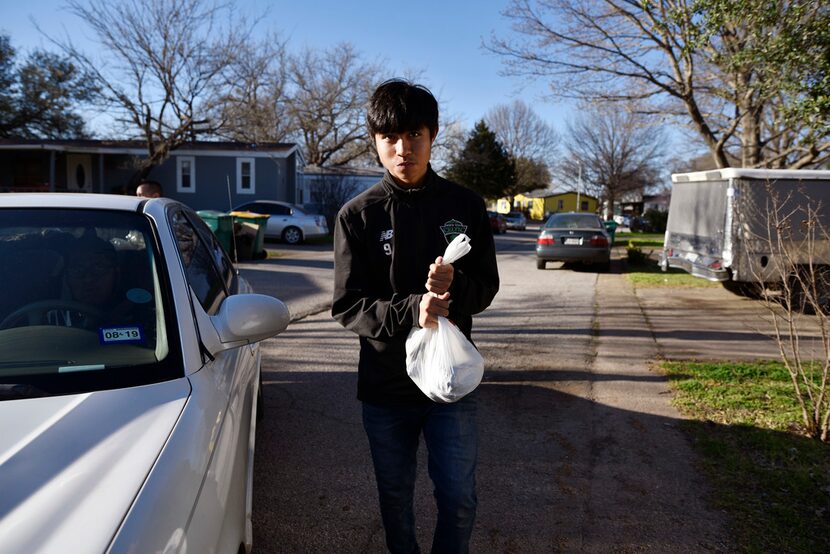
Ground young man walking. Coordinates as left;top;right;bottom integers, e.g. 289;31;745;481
332;79;499;553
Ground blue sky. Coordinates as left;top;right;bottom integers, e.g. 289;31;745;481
2;0;573;137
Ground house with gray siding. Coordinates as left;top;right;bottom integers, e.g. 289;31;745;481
302;165;385;208
0;139;304;211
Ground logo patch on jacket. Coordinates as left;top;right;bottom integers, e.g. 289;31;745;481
440;219;467;244
380;229;393;256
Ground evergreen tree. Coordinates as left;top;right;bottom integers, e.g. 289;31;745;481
0;35;95;139
447;121;516;199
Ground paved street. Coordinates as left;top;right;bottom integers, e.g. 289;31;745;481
240;229;792;553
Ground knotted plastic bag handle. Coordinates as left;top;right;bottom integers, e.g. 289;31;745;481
441;233;471;264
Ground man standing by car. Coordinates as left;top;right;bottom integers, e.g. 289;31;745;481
332;79;499;553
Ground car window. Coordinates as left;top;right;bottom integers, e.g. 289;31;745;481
170;209;228;315
249;202;274;214
545;214;602;229
184;210;235;293
272;204;291;216
0;208;181;396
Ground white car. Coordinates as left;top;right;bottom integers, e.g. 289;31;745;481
233;200;328;245
0;194;290;553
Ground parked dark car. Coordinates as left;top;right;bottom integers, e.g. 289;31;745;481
536;212;611;270
488;211;507;234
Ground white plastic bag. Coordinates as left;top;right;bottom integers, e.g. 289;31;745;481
405;234;484;403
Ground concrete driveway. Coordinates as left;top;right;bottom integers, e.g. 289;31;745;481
241;232;806;552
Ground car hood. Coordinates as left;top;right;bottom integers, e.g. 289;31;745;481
0;378;190;553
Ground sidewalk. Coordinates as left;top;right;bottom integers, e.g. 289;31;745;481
585;271;732;552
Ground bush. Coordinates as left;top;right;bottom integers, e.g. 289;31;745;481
643;208;668;233
626;242;651;265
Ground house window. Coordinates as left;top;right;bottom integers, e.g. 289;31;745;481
236;157;255;194
177;157;195;193
557;199;564;210
581;200;589;211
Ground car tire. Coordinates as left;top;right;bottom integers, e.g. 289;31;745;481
282;226;303;245
537;259;546;270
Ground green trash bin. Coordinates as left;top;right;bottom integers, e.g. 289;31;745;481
604;220;618;245
197;210;235;256
230;211;270;260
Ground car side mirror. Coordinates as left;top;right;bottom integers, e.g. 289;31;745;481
191;291;290;356
212;294;290;346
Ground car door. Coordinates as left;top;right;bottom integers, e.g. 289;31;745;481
260;203;292;238
239;202;289;239
169;207;259;552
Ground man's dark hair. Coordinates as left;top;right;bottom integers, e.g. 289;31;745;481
367;79;439;139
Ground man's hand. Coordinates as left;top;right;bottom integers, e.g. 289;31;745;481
425;256;454;295
419;292;450;328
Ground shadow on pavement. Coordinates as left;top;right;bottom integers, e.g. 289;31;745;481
252;363;732;553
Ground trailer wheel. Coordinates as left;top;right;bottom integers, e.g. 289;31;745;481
721;280;763;299
788;266;830;315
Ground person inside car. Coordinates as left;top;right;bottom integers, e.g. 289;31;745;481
47;236;125;329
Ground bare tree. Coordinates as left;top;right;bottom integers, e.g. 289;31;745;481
285;43;382;167
488;0;830;170
485;99;559;163
215;36;290;144
559;106;665;217
309;172;363;232
57;0;254;181
485;100;557;197
431;117;467;175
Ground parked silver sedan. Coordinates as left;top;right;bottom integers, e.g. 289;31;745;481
504;211;527;230
233;200;328;244
536;212;611;270
0;194;290;553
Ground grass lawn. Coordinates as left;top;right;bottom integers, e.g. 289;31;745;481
661;360;830;553
617;232;721;288
614;231;664;248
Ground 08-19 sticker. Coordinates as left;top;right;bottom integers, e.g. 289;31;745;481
99;325;145;345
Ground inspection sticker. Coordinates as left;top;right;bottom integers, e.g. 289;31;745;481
99;325;145;345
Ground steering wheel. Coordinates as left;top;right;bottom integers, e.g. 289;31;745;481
0;300;105;329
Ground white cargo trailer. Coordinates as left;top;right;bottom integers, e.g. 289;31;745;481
661;168;830;298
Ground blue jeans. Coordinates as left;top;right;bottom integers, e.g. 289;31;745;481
362;393;478;554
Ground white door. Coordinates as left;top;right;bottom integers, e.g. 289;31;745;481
67;155;93;192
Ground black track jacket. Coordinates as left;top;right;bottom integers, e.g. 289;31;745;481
332;166;499;406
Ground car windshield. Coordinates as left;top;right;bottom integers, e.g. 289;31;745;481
545;214;602;229
507;212;522;218
0;209;181;398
